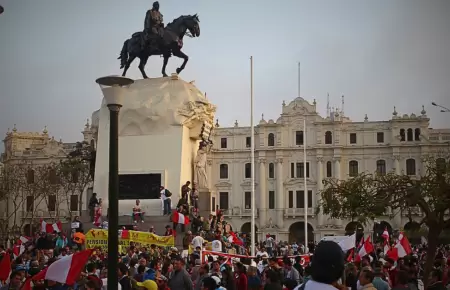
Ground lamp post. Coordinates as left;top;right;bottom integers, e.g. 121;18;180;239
95;76;133;290
431;102;450;113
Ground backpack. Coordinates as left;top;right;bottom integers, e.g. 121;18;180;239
165;189;172;197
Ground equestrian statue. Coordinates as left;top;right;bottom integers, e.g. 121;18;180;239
118;1;200;78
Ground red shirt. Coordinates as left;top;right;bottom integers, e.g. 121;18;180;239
236;272;248;290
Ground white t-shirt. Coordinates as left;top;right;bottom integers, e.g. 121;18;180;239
266;237;274;248
192;236;204;249
256;251;268;257
160;189;168;200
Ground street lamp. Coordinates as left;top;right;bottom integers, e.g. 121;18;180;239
431;102;450;113
95;75;133;290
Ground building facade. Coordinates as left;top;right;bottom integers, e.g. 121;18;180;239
208;97;450;242
0;121;95;237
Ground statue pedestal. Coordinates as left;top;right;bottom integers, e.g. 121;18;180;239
92;76;216;217
198;189;212;217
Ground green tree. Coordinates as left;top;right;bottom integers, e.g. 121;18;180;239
317;156;450;287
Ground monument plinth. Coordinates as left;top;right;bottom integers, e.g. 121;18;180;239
93;74;216;216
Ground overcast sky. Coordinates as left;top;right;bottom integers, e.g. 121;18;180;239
0;0;449;144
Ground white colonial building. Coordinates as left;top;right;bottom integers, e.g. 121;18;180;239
207;97;450;242
0;122;95;237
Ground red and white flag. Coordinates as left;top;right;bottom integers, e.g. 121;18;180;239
382;228;390;254
357;236;374;259
381;228;390;240
228;231;244;246
41;220;62;233
23;249;93;290
394;232;412;258
172;211;190;225
0;253;11;282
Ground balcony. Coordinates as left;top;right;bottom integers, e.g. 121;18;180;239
284;208;314;218
222;207;259;218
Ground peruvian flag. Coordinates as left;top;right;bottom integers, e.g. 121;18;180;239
172;211;190;225
357;236;374;260
382;228;390;254
394;232;412;258
381;228;390;240
228;231;244;246
22;249;93;290
41;220;62;233
0;253;11;282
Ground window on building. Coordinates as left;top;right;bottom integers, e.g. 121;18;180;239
400;129;406;141
436;158;447;174
71;170;79;183
219;192;229;210
220;138;227;148
246;137;251;148
349;160;359;177
48;195;56;211
48;168;58;184
268;133;275;147
296;190;313;208
325;131;333;144
268;163;275;178
27;169;35;184
295;131;304;145
414;128;421;141
376;160;386;175
211;197;216;211
296;162;310;178
326;161;332;177
244;191;251;209
406;159;416;175
377;132;384;143
219;164;228;179
290;163;295;178
350;133;357;144
244;163;251;178
70;195;79;211
26;196;34;211
288;191;294;208
407;128;413;141
269;191;275;209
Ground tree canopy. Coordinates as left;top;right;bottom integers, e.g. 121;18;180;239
316;156;450;286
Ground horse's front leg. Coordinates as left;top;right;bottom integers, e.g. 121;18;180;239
122;55;136;77
172;49;188;75
161;52;170;77
138;55;150;79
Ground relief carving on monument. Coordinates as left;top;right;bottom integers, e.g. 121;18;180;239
194;140;213;190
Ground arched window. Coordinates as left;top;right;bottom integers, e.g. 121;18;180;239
349;160;359;177
325;131;333;145
376;160;386;175
414;128;421;141
400;129;405;141
27;169;35;184
245;163;251;178
219;164;228;179
268;133;275;147
268;163;275;178
406;159;416;175
407;128;413;141
326;161;332;177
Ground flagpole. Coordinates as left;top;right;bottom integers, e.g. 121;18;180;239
250;56;256;257
299;62;309;250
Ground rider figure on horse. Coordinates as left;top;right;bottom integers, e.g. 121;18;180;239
143;1;164;50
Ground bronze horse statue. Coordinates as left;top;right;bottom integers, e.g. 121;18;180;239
118;14;200;79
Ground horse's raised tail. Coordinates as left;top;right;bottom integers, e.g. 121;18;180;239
118;39;129;69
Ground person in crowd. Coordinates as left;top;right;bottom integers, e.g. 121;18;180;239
427;269;444;290
160;186;172;216
283;259;301;286
167;257;193;290
132;199;145;224
372;268;390;290
358;268;377;290
94;198;103;227
221;264;236;290
88;193;99;222
235;262;248;290
194;263;209;290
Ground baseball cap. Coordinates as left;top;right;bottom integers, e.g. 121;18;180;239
135;280;157;290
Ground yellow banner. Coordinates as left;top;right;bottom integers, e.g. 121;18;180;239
85;229;174;251
128;230;174;247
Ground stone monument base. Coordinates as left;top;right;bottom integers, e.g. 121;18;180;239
198;190;212;217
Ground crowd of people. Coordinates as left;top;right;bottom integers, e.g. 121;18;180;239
1;183;449;290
